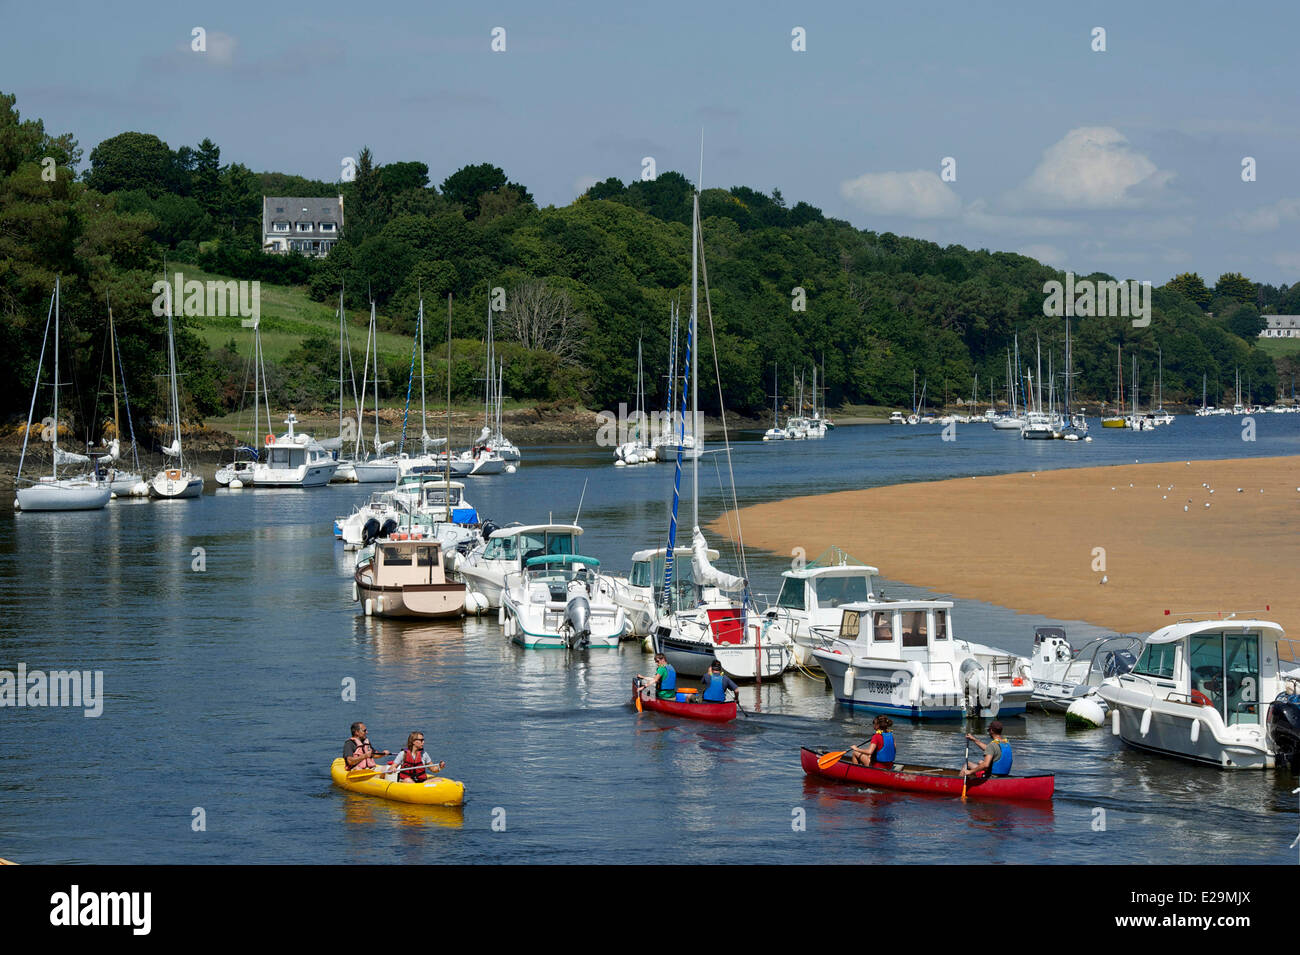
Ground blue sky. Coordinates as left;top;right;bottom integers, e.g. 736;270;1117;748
5;0;1300;284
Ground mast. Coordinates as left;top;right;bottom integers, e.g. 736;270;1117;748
371;301;379;455
338;287;344;444
445;293;452;496
108;295;120;445
691;190;699;527
419;294;427;448
53;276;60;480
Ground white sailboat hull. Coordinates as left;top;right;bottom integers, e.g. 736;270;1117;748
149;472;204;499
15;480;111;511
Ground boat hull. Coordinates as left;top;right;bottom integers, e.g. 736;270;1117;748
799;748;1053;801
330;758;464;805
254;462;339;487
658;629;790;680
149;473;204;499
356;577;466;619
15;482;111;511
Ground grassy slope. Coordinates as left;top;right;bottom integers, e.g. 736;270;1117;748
1256;336;1300;358
172;263;414;363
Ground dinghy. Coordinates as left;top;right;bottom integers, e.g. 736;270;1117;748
800;747;1054;801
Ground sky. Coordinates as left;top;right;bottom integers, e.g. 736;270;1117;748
4;0;1300;284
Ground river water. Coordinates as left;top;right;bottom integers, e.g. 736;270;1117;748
1;415;1296;863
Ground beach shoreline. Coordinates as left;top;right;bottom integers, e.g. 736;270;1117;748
710;455;1300;635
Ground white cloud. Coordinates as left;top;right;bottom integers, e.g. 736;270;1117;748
1017;244;1067;268
1234;198;1300;233
839;169;961;219
205;31;237;65
1014;127;1174;210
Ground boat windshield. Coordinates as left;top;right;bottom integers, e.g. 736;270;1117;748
777;576;805;610
1189;630;1262;726
630;560;654;588
519;532;575;563
1133;642;1176;679
483;536;520;561
814;574;872;607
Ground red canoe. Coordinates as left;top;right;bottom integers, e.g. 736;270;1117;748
633;682;737;722
800;747;1054;801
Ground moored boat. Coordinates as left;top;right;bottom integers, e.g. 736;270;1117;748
799;747;1054;801
355;536;466;619
329;757;465;806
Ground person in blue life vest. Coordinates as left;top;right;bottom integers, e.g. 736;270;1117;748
637;653;677;701
699;659;738;703
847;715;895;767
961;721;1013;777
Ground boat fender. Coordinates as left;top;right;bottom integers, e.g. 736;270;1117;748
376;596;384;614
1190;719;1200;744
498;604;506;626
352;581;358;602
843;666;855;698
1139;708;1152;737
363;598;373;617
908;675;922;706
1111;707;1121;736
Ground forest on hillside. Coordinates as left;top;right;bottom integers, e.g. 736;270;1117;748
2;90;1295;446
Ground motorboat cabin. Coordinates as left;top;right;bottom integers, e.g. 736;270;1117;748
354;537;466;619
766;562;878;669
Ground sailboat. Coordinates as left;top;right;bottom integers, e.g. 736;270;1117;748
762;362;785;440
14;278;112;511
615;338;655;464
149;280;204;499
95;294;148;495
454;293;507;477
353;300;401;483
215;310;270;488
651;300;701;460
1196;373;1212;416
1152;347;1173;425
1021;338;1055;439
1101;345;1126;428
1123;355;1155;430
250;314;339;487
991;347;1024;430
652;187;793;680
394;295;449;477
324;287;360;482
1060;318;1089;440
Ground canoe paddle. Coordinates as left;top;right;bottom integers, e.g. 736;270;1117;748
817;740;870;770
961;737;970;801
347;761;444;782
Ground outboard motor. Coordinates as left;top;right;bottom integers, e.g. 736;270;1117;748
378;518;398;540
361;517;381;546
564;590;591;650
1103;647;1138;678
480;520;498;540
1267;693;1300;770
960;658;989;712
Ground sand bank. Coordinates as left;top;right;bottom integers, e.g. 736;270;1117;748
712;456;1300;635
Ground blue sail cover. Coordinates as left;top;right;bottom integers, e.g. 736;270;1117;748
662;311;692;608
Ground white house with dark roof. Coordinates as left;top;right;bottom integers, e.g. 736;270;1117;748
1260;315;1300;339
262;196;344;257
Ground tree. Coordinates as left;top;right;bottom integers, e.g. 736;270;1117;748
440;163;533;218
499;280;587;363
85;131;181;196
1214;271;1255;305
192;138;222;217
1165;272;1211;310
1223;303;1264;341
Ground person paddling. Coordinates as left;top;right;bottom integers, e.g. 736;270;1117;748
699;659;738;704
961;721;1013;778
637;653;678;701
343;721;391;771
847;715;895;767
390;731;445;782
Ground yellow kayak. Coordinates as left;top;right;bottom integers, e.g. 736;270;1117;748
330;758;465;806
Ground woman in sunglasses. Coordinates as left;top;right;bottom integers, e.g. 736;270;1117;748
392;731;446;783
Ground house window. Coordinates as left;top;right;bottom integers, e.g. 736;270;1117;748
320;222;336;232
273;222;289;232
275;206;284;213
296;222;312;232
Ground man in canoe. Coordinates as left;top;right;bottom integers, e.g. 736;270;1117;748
846;715;895;767
960;721;1013;778
390;731;445;782
637;653;677;701
343;722;391;771
699;659;738;703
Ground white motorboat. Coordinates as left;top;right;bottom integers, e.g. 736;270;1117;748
763;555;878;670
1097;616;1300;769
1027;626;1140;712
502;555;626;649
253;414;339;487
813;600;1035;719
458;523;583;610
887;411;905;425
214;456;257;488
355;536;466;619
149;282;203;500
14;279;112;512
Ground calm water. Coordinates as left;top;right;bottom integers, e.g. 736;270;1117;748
1;415;1297;864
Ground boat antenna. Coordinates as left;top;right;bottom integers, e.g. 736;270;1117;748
573;477;589;526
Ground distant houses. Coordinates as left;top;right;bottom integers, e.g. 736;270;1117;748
1260;315;1300;339
262;196;343;257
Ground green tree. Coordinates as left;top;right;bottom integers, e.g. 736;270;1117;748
1165;272;1211;309
1214;271;1255;305
85;131;181;196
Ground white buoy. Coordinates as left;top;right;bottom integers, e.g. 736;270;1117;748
614;459;626;468
352;582;359;602
230;478;243;489
1139;708;1152;737
505;465;517;474
1190;719;1200;743
843;667;856;697
1066;697;1105;728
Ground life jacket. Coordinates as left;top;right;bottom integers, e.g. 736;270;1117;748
397;749;428;783
348;736;376;771
873;731;896;763
989;736;1013;775
657;664;678;699
702;671;727;702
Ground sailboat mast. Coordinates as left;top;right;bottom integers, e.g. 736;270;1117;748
338;288;344;442
419;295;427;446
108;296;120;444
53;277;60;481
691;191;699;528
446;294;452;493
371;301;379;453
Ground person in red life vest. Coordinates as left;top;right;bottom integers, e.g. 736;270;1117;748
391;731;445;782
847;715;896;767
961;721;1014;778
343;721;390;771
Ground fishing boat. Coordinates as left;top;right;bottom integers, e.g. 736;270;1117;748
763;551;878;670
149;281;204;500
1097;615;1300;769
329;758;465;806
812;599;1034;718
14;279;112;512
501;555;626;649
799;748;1054;801
458;523;584;610
1027;626;1140;712
632;680;736;722
354;536;466;619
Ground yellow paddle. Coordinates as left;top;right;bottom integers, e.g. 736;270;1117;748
818;741;869;770
961;737;970;801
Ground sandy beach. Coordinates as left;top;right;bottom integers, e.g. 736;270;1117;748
712;455;1300;635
